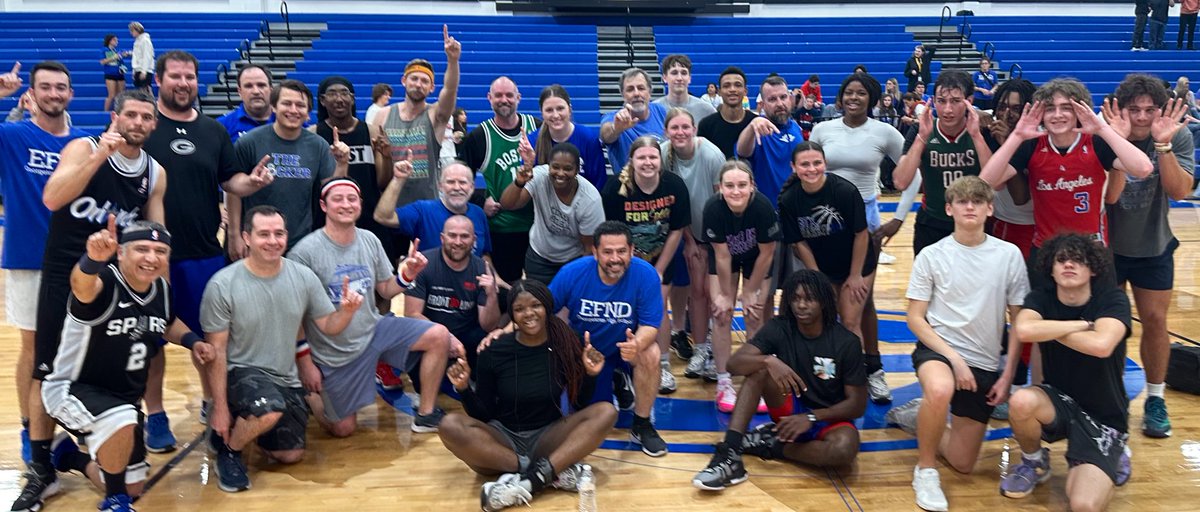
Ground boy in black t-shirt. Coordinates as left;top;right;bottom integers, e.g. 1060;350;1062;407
692;270;867;491
1001;234;1133;511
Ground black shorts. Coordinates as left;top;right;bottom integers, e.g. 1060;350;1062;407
33;263;74;380
1038;384;1128;484
1114;237;1177;291
912;343;999;424
706;246;772;279
489;231;530;285
523;246;568;286
132;72;153;88
227;367;309;452
104;74;125;82
488;419;555;473
912;220;955;258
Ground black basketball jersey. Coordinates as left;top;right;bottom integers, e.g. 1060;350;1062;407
48;264;172;403
42;137;159;274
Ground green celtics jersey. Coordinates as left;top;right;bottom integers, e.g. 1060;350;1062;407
480;114;538;233
917;120;982;228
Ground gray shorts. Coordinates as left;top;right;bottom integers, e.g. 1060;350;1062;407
488;419;554;473
318;315;432;422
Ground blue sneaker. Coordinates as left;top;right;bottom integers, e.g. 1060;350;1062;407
50;431;80;473
1000;448;1050;498
210;432;250;493
1142;396;1171;438
98;493;135;511
20;428;31;465
144;412;176;453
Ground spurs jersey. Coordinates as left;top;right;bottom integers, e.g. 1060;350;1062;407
917;120;983;230
43;137;159;273
46;265;172;404
1019;134;1116;248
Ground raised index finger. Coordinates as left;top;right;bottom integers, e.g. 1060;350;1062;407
332;128;341;145
9;62;19;75
443;24;450;41
106;214;118;237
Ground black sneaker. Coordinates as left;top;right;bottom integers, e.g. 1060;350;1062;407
691;442;747;491
630;421;668;457
10;462;59;512
210;433;250;493
670;330;693;360
741;423;782;461
612;369;635;411
411;407;446;433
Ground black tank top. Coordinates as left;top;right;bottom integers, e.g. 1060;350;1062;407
43;137;158;273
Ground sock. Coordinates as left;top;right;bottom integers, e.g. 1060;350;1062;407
660;354;670;365
864;354;883;374
102;468;127;498
1147;382;1165;398
522;457;554;493
30;440;51;469
1022;449;1044;462
61;449;91;473
723;430;745;453
716;372;731;383
20;417;28;430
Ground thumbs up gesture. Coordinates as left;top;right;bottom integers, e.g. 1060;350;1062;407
616;327;639;362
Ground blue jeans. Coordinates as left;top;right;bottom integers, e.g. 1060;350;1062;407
1149;19;1166;49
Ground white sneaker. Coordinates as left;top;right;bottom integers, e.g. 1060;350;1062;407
716;379;737;413
913;466;949;511
867;369;893;404
878;251;897;265
685;342;710;379
659;364;677;394
885;398;922;435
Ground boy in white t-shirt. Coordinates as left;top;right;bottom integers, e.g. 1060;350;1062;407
886;176;1030;511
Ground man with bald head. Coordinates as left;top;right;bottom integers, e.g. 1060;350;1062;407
461;76;541;286
375;160;492;259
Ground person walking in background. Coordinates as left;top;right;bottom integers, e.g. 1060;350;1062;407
128;22;153;94
100;34;129;112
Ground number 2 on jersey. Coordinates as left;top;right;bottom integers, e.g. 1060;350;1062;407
126;342;147;371
1073;192;1090;214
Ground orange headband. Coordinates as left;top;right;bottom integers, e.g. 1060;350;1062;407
404;63;434;80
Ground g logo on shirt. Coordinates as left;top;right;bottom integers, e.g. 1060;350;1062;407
170;139;196;155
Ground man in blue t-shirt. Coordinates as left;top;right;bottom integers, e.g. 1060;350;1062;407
737;75;804;208
0;61;90;470
972;58;997;110
375;161;492;258
216;65;274;143
600;68;668;172
548;221;668;458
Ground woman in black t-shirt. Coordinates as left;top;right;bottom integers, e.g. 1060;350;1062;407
778;142;880;377
438;280;615;509
703;160;780;412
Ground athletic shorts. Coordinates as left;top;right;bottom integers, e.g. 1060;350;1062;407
648;254;678;286
41;380;149;482
5;269;40;330
487;419;555;473
912;221;955;258
132;72;153;88
317;315;431;422
523;247;568;287
912;343;999;424
104;74;125;82
227;366;309;452
588;351;634;406
670;244;690;287
990;219;1034;260
1037;384;1129;484
168;255;225;335
1114;237;1177;291
863;196;882;233
706;246;773;279
33;263;74;380
766;396;857;443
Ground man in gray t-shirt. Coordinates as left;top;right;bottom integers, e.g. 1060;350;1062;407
200;205;362;493
655;54;717;123
291;178;456;436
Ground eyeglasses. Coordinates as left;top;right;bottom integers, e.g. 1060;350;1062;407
323;90;352;99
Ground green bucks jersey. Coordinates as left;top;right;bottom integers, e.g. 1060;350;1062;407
917;120;982;228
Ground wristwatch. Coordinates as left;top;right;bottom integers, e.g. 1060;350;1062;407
806;413;819;423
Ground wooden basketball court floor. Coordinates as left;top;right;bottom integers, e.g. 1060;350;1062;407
1;208;1199;511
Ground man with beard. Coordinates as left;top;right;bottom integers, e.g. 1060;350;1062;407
16;89;166;512
653;54;716;123
291;178;458;436
600;68;669;171
461;76;540;286
141;51;276;452
371;25;461;252
0;61;90;464
404;215;500;368
375;161;492;259
310;76;397;265
737;75;803;207
232;79;350;253
216;64;273;143
698;66;757;160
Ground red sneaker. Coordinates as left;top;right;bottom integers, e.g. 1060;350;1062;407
375;361;404;391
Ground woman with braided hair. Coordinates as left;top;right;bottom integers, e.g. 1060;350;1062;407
438;279;616;512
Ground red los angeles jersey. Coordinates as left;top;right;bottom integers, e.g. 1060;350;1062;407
1025;134;1112;247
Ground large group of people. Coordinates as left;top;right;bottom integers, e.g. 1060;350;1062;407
0;19;1189;512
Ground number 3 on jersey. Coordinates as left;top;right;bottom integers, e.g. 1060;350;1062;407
126;342;148;371
1073;192;1090;214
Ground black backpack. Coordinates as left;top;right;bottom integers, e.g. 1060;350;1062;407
1166;343;1200;395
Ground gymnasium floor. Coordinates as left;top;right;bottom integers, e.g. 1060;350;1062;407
0;208;1198;511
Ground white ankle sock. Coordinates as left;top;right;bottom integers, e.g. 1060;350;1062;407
1147;382;1165;398
1022;449;1043;462
716;372;731;382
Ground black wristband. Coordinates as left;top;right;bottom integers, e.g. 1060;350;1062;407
181;332;202;350
78;255;105;275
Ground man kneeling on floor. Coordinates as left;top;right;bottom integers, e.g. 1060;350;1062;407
693;269;867;490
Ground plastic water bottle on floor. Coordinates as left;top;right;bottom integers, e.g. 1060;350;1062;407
577;464;596;512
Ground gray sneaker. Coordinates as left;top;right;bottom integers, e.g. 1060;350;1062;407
692;442;747;491
701;351;717;382
550;463;585;492
885;398;922;435
480;473;532;511
867;369;893;404
659;364;677;394
684;342;710;379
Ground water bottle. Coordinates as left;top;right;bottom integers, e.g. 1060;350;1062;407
577;464;596;512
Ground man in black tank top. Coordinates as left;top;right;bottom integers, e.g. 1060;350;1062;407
37;220;212;512
313;76;399;268
14;89;166;512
